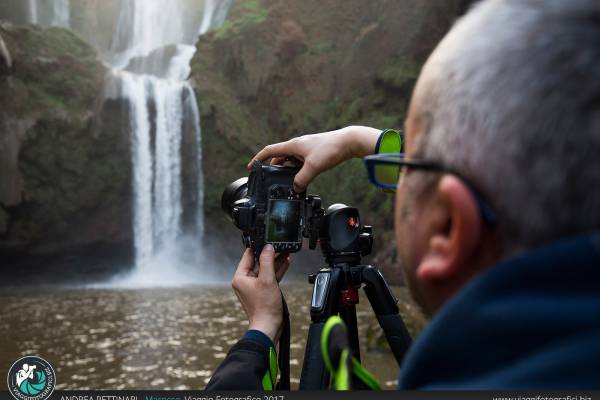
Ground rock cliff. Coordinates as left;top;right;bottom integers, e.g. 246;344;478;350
0;22;131;265
192;0;471;281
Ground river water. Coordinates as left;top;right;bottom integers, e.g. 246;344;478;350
0;284;425;390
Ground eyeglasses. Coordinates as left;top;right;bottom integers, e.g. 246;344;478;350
363;153;497;225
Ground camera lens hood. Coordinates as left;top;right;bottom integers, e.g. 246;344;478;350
221;177;249;217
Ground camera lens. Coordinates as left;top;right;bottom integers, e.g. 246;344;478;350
221;177;249;217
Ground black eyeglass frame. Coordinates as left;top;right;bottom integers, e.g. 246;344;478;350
363;153;497;225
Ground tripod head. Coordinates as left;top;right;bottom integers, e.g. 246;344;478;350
301;203;413;389
319;204;373;266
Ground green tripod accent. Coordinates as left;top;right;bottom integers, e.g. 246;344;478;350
321;316;382;390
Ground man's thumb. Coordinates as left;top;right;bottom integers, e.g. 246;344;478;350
258;244;276;283
234;248;255;277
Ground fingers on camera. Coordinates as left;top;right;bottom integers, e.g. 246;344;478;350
270;156;286;165
293;168;312;192
232;247;289;288
249;140;298;169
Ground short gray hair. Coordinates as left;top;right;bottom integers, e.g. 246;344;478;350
415;0;600;254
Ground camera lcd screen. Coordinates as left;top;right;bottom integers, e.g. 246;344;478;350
266;200;301;243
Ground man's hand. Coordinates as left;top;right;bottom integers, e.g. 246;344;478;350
249;126;381;193
231;245;290;343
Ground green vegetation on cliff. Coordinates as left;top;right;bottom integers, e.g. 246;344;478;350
0;23;104;116
192;0;471;280
0;22;132;255
215;0;269;39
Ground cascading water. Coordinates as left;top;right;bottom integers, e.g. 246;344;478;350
22;0;232;286
199;0;234;36
28;0;38;24
108;0;232;286
50;0;70;28
27;0;70;27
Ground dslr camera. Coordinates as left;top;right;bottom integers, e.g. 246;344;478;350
221;161;324;255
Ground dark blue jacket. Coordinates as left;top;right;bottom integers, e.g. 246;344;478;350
399;231;600;389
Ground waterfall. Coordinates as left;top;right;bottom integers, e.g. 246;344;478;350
120;74;155;269
20;0;232;285
110;1;187;70
116;73;189;272
50;0;70;28
199;0;234;36
107;0;232;284
27;0;70;27
29;0;38;24
185;84;205;239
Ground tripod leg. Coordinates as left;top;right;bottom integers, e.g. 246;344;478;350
375;314;412;366
338;305;374;390
338;305;360;362
299;268;341;389
299;322;330;389
361;265;413;366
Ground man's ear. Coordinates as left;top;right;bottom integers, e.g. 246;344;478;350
416;175;482;282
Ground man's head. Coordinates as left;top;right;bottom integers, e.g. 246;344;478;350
396;0;600;315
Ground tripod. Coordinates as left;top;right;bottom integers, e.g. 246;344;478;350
298;204;413;389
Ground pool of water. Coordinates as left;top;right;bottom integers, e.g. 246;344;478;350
0;284;426;390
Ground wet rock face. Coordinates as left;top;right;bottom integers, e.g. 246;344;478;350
192;0;472;281
123;45;180;78
0;22;132;256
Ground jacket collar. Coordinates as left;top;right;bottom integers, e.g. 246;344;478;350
399;231;600;389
